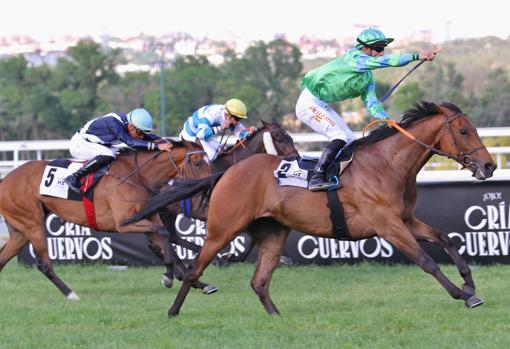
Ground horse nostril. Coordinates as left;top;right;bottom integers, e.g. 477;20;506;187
485;163;496;174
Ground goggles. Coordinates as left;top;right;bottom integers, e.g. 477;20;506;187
357;38;387;53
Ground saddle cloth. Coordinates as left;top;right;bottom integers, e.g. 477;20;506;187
274;142;356;188
39;159;106;201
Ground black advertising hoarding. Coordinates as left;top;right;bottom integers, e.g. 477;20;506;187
18;180;510;265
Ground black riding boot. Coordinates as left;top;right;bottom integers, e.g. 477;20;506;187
64;155;115;194
308;139;346;191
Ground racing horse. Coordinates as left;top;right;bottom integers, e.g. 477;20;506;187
0;140;211;300
133;102;497;316
137;119;299;287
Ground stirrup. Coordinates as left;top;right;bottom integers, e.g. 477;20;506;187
308;180;331;191
309;176;341;192
327;176;341;191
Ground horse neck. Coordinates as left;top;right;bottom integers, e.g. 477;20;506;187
213;131;265;171
368;115;446;180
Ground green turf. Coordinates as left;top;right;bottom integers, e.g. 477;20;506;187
0;262;509;349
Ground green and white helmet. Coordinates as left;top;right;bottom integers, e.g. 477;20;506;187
355;28;394;49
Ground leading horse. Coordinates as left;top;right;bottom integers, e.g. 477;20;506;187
132;102;497;316
0;140;210;299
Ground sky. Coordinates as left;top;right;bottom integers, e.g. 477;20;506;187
2;0;508;43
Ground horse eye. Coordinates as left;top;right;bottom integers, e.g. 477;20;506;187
194;161;200;167
459;129;467;136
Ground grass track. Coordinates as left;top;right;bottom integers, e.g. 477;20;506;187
1;262;509;349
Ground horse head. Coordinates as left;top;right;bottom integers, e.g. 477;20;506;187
433;102;496;179
361;101;496;181
170;139;211;179
257;119;298;157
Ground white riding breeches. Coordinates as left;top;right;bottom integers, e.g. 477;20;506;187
295;88;356;143
69;133;118;160
180;130;221;161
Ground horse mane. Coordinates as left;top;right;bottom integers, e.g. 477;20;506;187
356;101;463;145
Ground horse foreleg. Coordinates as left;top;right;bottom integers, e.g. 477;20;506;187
171;260;218;295
248;221;290;315
380;220;483;308
146;232;176;288
407;217;476;296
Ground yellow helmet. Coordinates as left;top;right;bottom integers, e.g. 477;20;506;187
225;98;247;119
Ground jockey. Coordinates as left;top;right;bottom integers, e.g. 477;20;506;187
64;108;173;194
180;98;257;161
296;28;439;191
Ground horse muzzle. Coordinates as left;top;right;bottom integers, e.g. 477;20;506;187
470;161;496;180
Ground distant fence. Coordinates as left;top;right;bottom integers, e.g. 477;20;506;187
2;127;510;178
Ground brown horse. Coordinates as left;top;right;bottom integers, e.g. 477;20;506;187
0;140;211;300
142;120;298;286
133;102;497;316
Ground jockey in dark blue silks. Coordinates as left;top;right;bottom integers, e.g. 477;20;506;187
64;108;173;194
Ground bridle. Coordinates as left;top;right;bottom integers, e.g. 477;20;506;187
363;112;485;169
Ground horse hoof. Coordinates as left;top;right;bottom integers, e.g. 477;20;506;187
465;295;484;308
66;291;80;301
202;285;219;295
161;274;173;288
280;256;293;266
168;308;179;317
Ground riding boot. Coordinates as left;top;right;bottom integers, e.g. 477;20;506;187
64;155;115;194
308;139;346;191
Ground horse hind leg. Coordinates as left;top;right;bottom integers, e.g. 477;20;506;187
28;228;79;300
407;217;477;296
168;227;238;316
0;223;28;271
248;219;290;315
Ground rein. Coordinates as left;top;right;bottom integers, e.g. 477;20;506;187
108;149;206;192
362;113;485;168
220;137;248;155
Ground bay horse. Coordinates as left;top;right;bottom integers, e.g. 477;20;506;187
0;140;211;300
141;119;298;287
133;102;497;316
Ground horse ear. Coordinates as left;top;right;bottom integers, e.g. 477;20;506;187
260;119;269;127
272;117;278;124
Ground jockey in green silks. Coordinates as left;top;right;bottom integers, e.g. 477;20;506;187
296;28;439;191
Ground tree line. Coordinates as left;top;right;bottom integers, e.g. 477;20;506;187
1;36;509;142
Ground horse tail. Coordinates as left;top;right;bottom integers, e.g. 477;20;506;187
123;171;225;226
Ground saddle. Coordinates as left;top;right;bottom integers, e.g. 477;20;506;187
40;159;108;201
276;142;356;188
